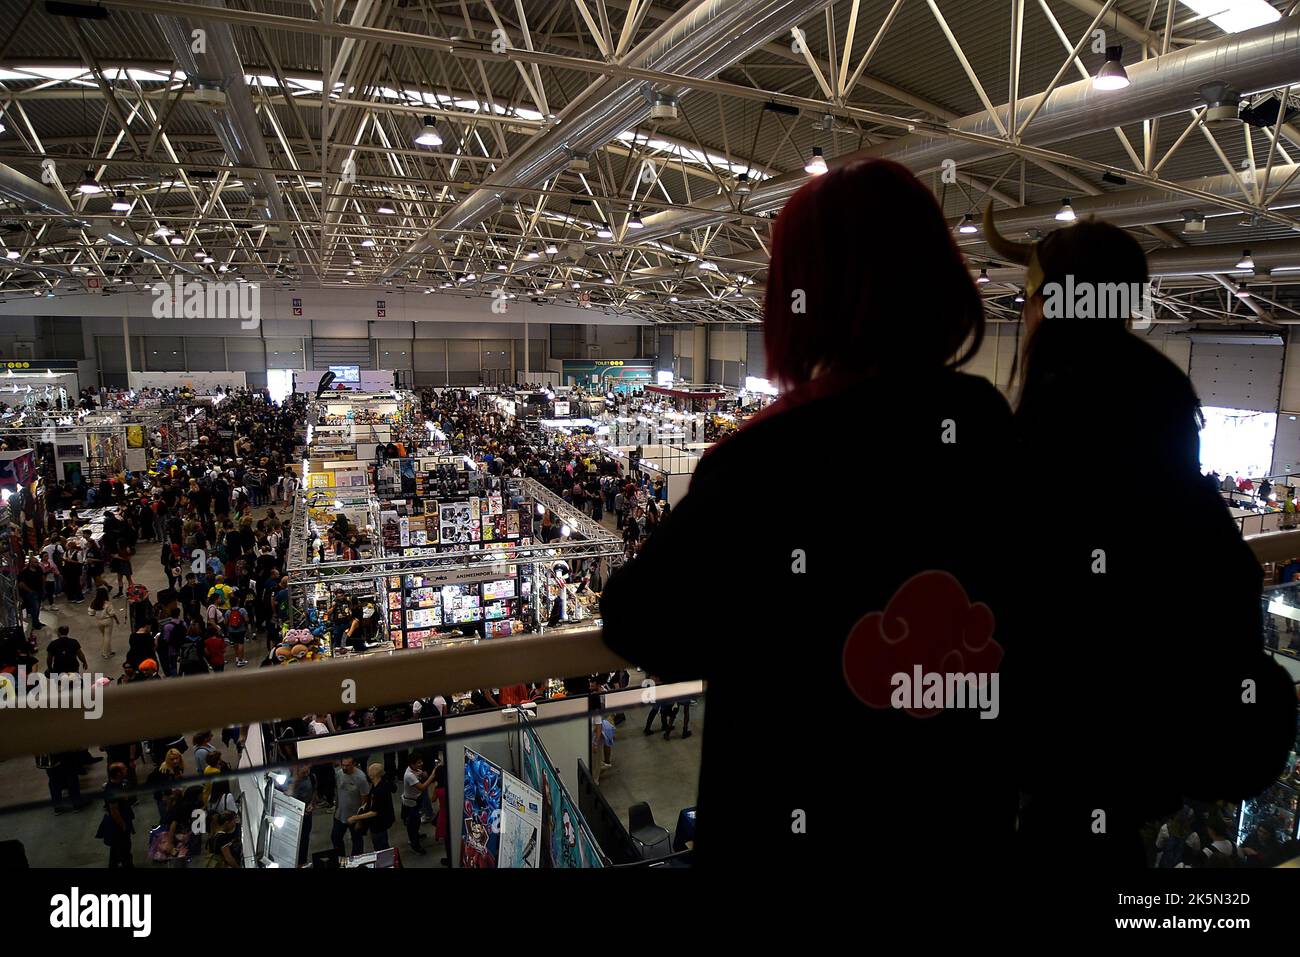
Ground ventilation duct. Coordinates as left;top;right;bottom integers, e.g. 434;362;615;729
633;15;1300;242
381;0;835;279
156;0;310;275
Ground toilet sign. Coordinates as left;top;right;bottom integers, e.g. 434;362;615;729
376;299;386;318
292;296;302;316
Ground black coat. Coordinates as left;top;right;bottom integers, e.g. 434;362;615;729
602;369;1024;866
1012;324;1296;865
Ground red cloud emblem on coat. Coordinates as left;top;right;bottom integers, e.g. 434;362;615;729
842;570;1002;717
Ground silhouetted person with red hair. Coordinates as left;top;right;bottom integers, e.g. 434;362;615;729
601;159;1023;868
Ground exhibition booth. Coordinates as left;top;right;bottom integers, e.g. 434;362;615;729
232;680;704;869
644;383;728;413
295;367;395;393
309;389;422;461
602;444;701;507
0;407;181;485
0;368;78;410
285;460;623;655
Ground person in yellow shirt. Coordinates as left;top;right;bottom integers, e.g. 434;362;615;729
206;575;235;610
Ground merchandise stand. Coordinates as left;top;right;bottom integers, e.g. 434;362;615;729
0;503;22;630
285;477;623;653
600;444;700;507
0;408;181;483
0;373;77;410
285;483;387;657
309;389;422;460
0;448;47;554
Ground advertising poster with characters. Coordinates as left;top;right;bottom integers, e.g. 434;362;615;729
519;719;604;869
498;771;542;868
460;749;502;869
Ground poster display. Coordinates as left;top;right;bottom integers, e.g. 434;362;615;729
439;501;476;544
460;748;503;869
519;718;604;869
498;771;543;868
125;425;145;449
263;789;306;868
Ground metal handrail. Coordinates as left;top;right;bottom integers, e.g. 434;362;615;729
0;625;625;759
9;532;1298;760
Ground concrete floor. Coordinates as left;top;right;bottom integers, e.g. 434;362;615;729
593;700;703;846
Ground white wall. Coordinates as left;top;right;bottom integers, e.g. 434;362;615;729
963;324;1194;394
128;371;247;390
1188;341;1284;412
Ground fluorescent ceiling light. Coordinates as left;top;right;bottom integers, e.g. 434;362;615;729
1178;0;1280;34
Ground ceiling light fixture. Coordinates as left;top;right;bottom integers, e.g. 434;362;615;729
111;190;131;212
76;169;103;194
1055;198;1076;222
804;146;828;176
377;197;395;215
1094;46;1130;91
1237;249;1255;270
976;268;990;284
414;116;443;147
596;223;613;239
958;213;978;234
628;209;644;230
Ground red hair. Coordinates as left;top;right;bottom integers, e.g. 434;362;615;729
763;159;984;388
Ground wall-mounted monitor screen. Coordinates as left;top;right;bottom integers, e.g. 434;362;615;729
329;365;360;383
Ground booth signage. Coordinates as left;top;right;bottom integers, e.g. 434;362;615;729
2;359;80;371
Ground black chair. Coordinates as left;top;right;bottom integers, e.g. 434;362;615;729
628;801;670;860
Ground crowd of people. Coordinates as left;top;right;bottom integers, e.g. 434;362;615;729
1;389;315;866
422;389;672;559
11;390;306;670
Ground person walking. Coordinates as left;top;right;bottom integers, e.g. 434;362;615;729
400;754;436;855
18;555;46;631
347;763;395;853
331;757;370;859
88;586;121;660
97;762;136;868
45;625;87;676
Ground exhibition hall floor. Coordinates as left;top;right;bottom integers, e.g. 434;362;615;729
0;524;702;866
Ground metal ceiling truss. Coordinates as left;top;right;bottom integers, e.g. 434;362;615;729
0;0;1298;325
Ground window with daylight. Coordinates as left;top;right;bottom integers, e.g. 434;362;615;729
1199;406;1278;479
